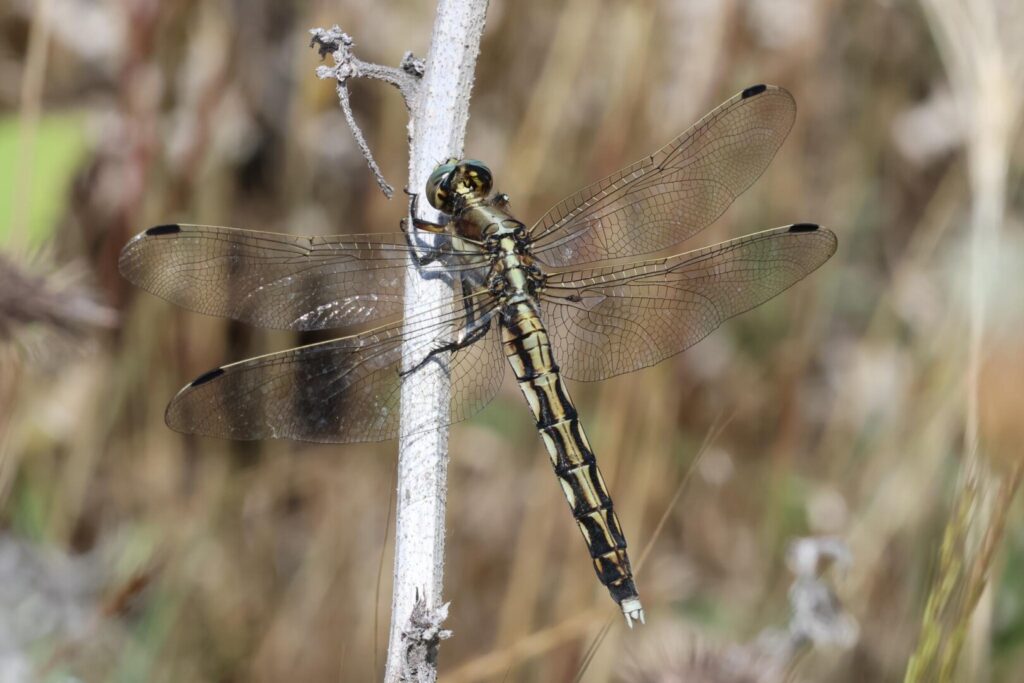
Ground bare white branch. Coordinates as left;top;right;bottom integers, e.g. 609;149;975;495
385;2;489;682
312;7;488;678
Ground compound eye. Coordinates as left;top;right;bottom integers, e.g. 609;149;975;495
426;162;457;211
460;160;493;196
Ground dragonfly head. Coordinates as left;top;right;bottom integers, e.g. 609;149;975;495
426;159;493;213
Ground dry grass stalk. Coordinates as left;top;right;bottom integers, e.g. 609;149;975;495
443;606;609;683
9;0;53;253
905;0;1024;681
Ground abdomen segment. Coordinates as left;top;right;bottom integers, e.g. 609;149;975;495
501;300;644;626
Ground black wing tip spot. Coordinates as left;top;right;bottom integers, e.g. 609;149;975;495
190;367;225;387
788;223;820;233
145;223;182;236
741;84;768;99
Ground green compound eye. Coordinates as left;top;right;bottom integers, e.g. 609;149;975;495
425;162;458;211
426;159;495;212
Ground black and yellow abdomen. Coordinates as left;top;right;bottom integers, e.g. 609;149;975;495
500;297;642;615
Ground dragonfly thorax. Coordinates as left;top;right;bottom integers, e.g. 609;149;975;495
425;159;528;242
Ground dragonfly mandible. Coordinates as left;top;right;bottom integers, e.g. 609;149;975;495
119;84;837;627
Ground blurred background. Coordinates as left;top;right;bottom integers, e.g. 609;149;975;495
1;0;1023;681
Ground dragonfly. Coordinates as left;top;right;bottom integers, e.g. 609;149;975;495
119;84;837;627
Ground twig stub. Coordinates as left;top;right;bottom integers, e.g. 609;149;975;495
309;25;425;199
399;596;452;683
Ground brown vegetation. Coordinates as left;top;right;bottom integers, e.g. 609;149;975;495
1;0;1022;680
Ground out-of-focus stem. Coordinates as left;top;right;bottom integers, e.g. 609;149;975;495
905;2;1023;681
10;0;54;250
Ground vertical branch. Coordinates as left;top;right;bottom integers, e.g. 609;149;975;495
386;2;489;682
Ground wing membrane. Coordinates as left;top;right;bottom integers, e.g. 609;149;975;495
165;289;505;443
541;224;837;382
531;85;796;267
119;223;487;330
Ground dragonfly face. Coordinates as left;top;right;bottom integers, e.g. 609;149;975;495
426;159;494;215
119;84;838;627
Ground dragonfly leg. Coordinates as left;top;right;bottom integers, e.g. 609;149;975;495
400;312;494;378
404;191;448;234
400;281;494;377
401;192;457;271
401;230;448;268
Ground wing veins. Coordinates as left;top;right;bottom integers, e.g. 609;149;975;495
541;225;837;381
529;86;797;267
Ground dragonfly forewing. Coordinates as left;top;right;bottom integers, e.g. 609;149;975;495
119;223;488;330
530;84;796;267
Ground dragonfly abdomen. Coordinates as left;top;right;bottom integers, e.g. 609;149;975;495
500;299;643;622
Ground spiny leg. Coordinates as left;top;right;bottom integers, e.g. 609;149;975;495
402;191;448;235
400;191;463;287
400;311;494;378
399;279;495;378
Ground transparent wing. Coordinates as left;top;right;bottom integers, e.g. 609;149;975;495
540;224;837;382
530;84;796;267
119;223;487;330
165;289;505;443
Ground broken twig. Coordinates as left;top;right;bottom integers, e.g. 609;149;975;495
309;26;425;198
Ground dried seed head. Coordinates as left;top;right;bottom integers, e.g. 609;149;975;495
979;337;1024;470
0;253;115;344
618;621;785;683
